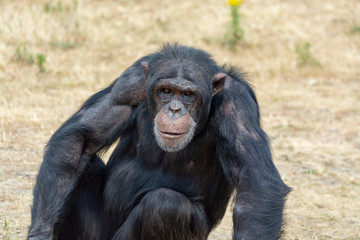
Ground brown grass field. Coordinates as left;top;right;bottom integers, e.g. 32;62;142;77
0;0;359;239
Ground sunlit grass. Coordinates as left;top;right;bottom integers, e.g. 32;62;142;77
295;42;321;68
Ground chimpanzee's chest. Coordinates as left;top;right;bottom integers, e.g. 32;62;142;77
106;110;220;193
104;108;233;228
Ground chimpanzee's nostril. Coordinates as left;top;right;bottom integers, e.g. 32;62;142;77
169;101;181;112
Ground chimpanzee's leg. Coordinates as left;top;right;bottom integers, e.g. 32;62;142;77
53;155;105;240
111;188;209;240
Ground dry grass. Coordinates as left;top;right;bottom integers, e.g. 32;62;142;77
0;0;359;239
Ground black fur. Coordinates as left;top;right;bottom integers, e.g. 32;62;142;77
28;44;290;240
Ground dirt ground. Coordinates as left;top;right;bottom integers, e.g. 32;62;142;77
0;0;359;239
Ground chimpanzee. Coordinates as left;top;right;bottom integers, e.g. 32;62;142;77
28;44;290;240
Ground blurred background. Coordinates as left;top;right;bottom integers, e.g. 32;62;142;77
0;0;359;239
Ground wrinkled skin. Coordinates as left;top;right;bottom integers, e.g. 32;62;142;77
28;44;290;240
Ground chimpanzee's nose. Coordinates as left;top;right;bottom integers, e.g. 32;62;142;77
169;101;181;112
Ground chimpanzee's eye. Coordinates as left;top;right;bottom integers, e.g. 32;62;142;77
162;88;171;93
184;91;192;96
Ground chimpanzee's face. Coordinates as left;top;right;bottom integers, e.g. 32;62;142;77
152;77;202;152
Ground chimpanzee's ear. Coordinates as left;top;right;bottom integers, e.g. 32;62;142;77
212;73;232;96
141;62;149;84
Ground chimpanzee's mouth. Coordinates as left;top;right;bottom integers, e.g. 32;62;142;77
159;131;186;138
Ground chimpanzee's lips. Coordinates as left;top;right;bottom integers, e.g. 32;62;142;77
159;131;186;138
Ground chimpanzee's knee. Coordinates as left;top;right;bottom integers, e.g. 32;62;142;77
139;188;209;240
113;188;209;240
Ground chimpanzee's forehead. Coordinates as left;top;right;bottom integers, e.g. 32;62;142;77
155;78;198;91
153;61;212;86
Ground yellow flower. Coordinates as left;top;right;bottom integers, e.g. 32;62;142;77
228;0;245;6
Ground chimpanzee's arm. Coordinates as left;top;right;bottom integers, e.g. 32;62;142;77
28;59;148;240
213;72;290;240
